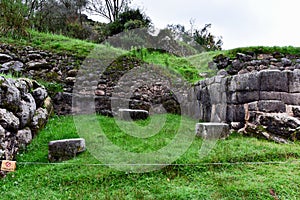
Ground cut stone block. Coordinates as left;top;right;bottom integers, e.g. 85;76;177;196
118;109;149;121
195;123;230;139
48;138;86;162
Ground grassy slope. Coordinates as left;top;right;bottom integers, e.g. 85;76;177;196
0;115;300;199
1;31;300;199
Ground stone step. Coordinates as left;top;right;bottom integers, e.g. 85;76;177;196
195;123;230;139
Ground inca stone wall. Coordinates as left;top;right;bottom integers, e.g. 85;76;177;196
194;69;300;142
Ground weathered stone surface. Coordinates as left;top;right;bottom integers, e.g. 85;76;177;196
0;61;24;73
26;59;51;70
260;70;289;92
48;138;86;162
226;104;246;122
0;54;12;64
229;72;260;92
17;98;36;128
281;93;300;105
257;100;286;113
32;87;48;107
292;106;300;118
17;128;32;146
31;108;48;135
259;114;300;140
118;109;149;121
195;123;230;139
289;69;300;93
0;80;21;112
0;75;52;162
0;109;20;131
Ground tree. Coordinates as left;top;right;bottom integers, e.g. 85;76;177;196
193;24;223;51
87;0;131;22
167;22;223;51
104;8;151;36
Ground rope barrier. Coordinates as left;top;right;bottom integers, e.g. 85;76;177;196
12;159;300;167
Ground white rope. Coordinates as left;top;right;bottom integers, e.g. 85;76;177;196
12;159;300;166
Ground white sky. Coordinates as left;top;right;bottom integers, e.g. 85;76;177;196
128;0;300;49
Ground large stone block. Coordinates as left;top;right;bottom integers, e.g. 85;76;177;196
226;104;245;122
257;100;286;113
210;104;227;122
195;123;230;139
48;138;86;162
260;70;289;92
228;72;260;92
281;93;300;105
289;69;300;93
235;91;259;104
259;91;283;101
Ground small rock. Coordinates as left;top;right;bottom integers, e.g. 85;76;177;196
27;53;42;61
95;90;105;96
26;59;51;70
281;58;292;66
0;53;12;64
217;69;228;76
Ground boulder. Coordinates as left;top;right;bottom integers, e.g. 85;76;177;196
242;113;300;143
17;128;32;147
48;138;86;162
0;109;20;131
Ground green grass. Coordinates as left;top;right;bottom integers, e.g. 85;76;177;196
0;29;96;59
129;49;202;83
224;46;300;58
1;114;300;199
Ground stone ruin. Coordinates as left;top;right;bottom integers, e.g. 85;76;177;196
0;76;53;162
0;43;300;146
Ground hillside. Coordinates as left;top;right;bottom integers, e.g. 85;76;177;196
1;31;300;199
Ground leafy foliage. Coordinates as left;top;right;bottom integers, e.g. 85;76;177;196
105;8;151;36
167;23;223;52
0;0;29;38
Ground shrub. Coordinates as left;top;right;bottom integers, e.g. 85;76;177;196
0;0;29;38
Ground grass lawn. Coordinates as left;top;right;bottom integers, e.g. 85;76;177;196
1;114;300;199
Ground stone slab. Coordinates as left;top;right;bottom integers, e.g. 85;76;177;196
195;123;230;139
118;109;149;121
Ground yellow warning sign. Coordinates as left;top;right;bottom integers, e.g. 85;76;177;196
1;160;16;172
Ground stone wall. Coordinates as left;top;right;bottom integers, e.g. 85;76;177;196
194;69;300;142
1;43;299;142
0;76;52;161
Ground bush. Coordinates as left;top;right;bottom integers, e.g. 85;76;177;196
0;0;29;38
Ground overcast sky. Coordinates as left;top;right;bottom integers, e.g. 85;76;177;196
129;0;300;49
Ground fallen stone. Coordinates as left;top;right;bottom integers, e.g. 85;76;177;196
118;109;149;121
48;138;86;162
195;123;230;139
